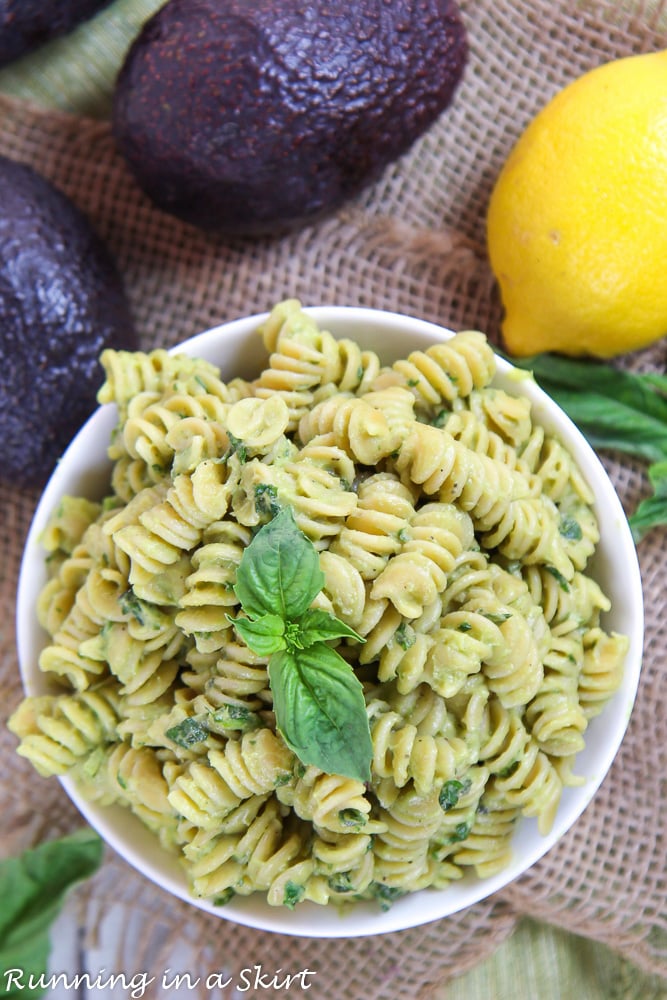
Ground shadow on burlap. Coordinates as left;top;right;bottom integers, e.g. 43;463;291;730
1;1;666;996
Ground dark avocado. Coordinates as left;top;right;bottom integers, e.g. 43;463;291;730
0;2;113;66
0;156;136;489
112;0;468;235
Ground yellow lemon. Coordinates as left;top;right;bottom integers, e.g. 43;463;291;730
486;49;667;358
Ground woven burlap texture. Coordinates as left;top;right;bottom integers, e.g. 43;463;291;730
1;1;666;995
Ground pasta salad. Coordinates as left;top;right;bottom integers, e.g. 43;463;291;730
10;299;628;911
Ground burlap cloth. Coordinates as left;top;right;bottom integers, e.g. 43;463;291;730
1;1;666;996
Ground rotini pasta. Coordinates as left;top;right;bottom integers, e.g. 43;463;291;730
366;685;475;795
374;330;496;416
11;299;628;912
329;472;416;581
168;730;294;830
175;520;252;653
10;679;122;776
98;348;223;419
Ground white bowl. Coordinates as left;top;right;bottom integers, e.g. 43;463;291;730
16;307;644;937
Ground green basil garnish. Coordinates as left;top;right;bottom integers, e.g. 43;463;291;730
229;508;372;782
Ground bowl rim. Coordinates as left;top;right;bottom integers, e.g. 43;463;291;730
15;305;644;938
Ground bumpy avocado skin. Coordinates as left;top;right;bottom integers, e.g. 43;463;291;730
0;156;136;488
0;1;113;66
112;0;468;235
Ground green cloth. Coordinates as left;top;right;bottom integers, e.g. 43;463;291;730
446;920;667;1000
0;0;166;118
0;3;665;997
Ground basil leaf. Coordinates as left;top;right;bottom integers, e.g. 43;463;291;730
367;882;407;911
481;609;513;623
234;508;324;619
295;608;365;647
230;613;286;655
232;505;371;778
629;493;667;542
543;389;667;464
225;431;248;463
338;808;368;830
395;622;416;650
641;372;667;395
439;778;471;811
628;461;667;542
209;704;261;732
269;646;372;782
282;880;305;909
166;716;210;748
506;352;667;539
119;588;146;624
509;352;667;425
0;829;103;997
507;352;667;462
559;514;583;541
448;820;472;843
648;460;667;496
545;565;570;592
254;483;281;517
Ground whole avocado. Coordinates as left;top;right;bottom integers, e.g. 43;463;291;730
0;156;136;488
0;2;113;66
112;0;468;235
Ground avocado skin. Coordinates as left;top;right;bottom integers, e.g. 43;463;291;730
0;1;113;66
0;156;136;489
112;0;468;235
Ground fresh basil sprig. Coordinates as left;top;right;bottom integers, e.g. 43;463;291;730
0;829;103;998
228;507;372;782
506;351;667;541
